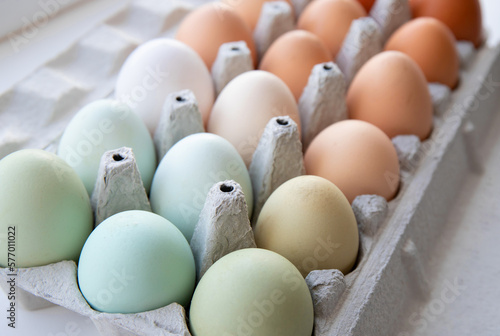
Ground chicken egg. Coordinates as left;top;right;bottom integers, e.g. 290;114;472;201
176;3;257;69
189;248;314;336
297;0;367;58
0;149;93;268
254;175;359;277
207;70;301;166
304;120;400;203
385;17;460;89
347;51;433;140
259;30;331;101
115;38;214;132
221;0;294;32
410;0;483;47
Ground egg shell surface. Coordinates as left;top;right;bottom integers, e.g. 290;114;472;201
115;38;214;132
385;17;460;89
57;99;156;195
189;248;314;336
176;3;257;69
304;120;400;203
207;70;301;166
77;210;196;314
149;133;253;241
0;149;93;268
259;30;332;101
347;51;433;140
254;175;359;276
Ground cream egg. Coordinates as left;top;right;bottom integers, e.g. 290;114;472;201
207;70;301;166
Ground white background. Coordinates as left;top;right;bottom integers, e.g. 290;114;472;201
0;0;500;335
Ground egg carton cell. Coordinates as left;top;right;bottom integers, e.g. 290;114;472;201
1;0;500;335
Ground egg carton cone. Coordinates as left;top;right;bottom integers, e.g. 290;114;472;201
1;0;500;335
254;1;295;59
91;147;152;226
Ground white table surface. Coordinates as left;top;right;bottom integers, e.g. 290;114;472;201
1;1;500;335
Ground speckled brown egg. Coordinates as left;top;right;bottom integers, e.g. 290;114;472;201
347;51;433;140
259;30;332;101
304;120;400;203
297;0;367;58
410;0;483;47
176;3;257;69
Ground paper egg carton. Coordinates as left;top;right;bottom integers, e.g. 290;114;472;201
1;0;500;335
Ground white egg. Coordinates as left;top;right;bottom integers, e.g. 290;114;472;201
115;38;215;133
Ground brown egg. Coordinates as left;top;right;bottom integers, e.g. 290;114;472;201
304;120;400;203
176;3;257;69
410;0;482;47
259;30;332;101
347;51;433;140
222;0;295;32
385;18;459;89
356;0;375;13
208;71;301;167
297;0;367;58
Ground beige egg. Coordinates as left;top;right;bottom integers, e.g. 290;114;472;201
304;120;400;203
254;175;359;277
207;71;300;167
347;51;433;140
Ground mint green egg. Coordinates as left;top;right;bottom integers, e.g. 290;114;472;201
77;210;196;314
189;248;314;336
150;133;253;242
0;149;93;268
57;99;156;195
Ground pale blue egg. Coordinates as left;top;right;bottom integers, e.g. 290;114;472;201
77;210;195;313
150;133;253;241
57;99;156;195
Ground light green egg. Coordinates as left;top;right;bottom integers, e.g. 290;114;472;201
77;210;196;314
189;248;314;336
150;133;253;242
0;149;93;268
57;99;156;195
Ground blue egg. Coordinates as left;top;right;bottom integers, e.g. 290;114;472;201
150;133;253;241
78;210;195;313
